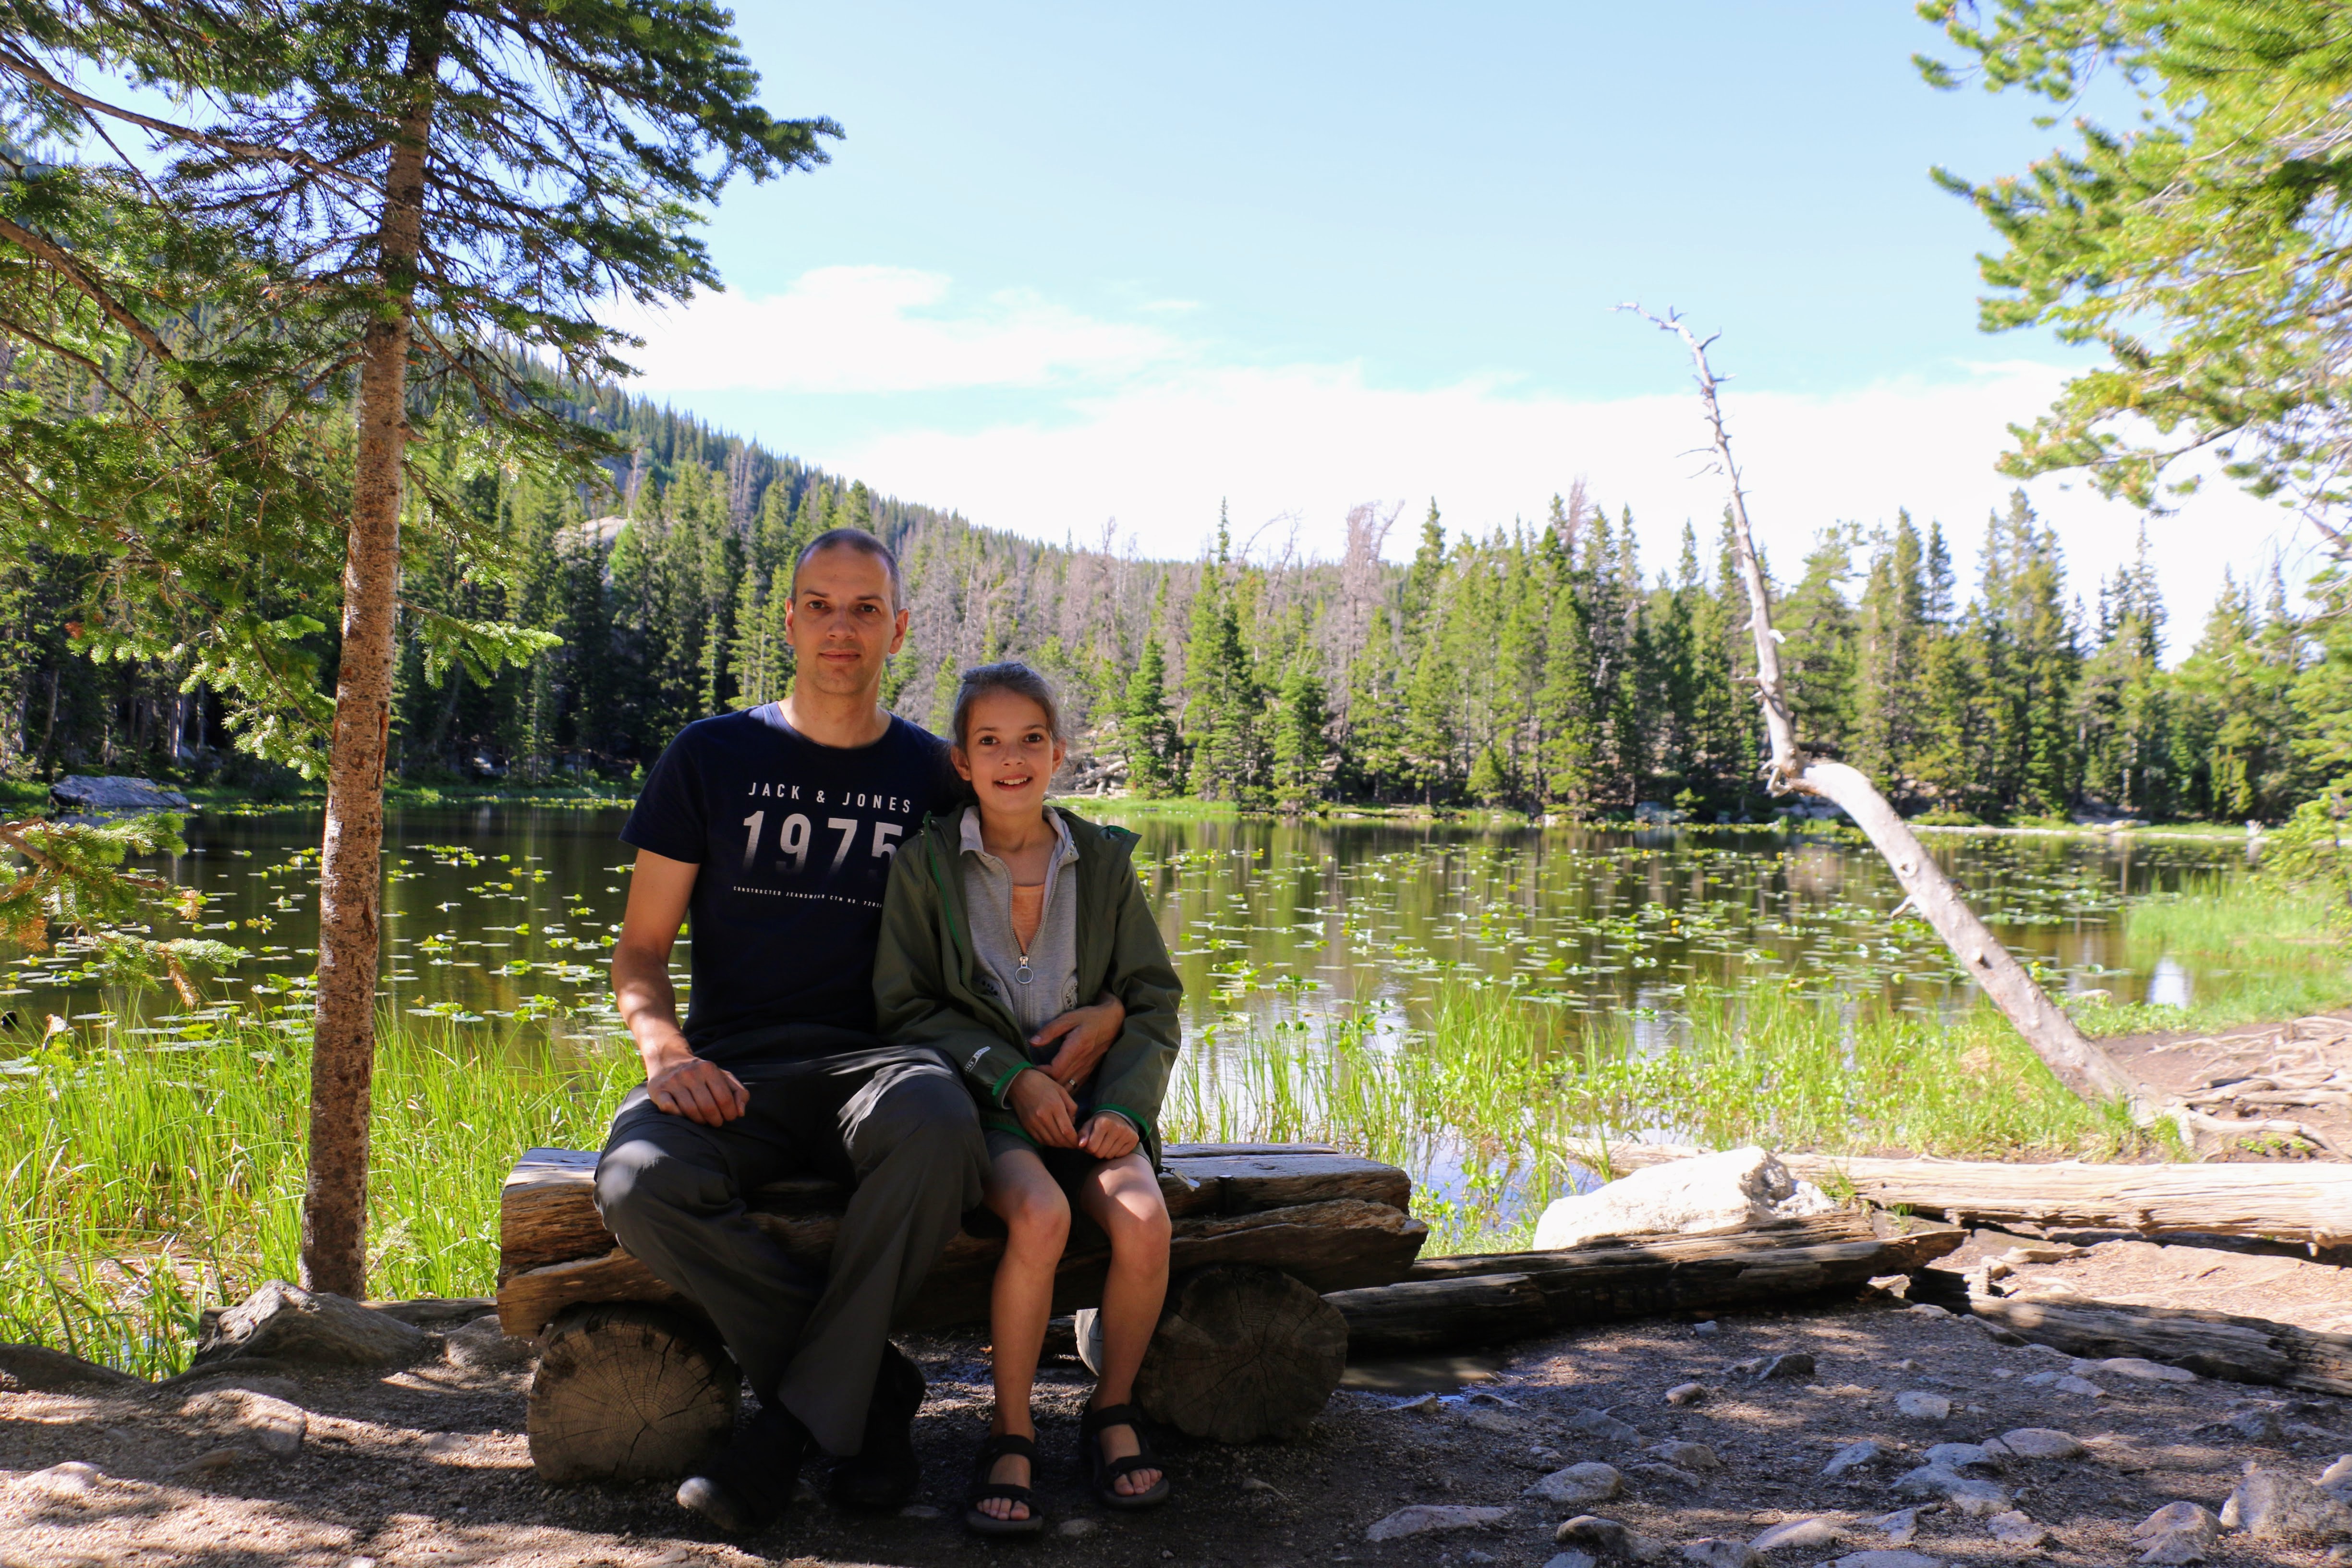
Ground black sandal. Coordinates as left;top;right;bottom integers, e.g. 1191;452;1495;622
964;1431;1044;1536
1079;1402;1171;1510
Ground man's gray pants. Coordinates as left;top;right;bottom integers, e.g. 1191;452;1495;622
593;1033;987;1456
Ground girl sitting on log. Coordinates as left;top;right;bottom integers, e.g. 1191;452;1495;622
873;661;1182;1536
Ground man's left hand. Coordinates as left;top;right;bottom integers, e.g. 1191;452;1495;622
1034;990;1126;1087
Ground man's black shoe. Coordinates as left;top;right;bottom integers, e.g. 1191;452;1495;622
676;1402;810;1534
828;1342;927;1509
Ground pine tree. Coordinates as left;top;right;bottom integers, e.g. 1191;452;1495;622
1271;653;1332;812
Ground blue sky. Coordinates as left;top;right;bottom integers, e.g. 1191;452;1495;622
615;1;2310;638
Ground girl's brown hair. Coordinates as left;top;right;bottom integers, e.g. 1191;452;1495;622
950;661;1064;747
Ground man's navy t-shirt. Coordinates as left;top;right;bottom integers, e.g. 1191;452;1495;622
620;706;961;1061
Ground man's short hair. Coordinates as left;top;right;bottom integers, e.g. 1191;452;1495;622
792;528;905;611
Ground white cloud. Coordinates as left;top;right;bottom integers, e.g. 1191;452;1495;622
627;270;2323;650
618;266;1182;394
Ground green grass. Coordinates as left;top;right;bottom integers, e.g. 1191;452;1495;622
0;1014;635;1376
2073;881;2352;1036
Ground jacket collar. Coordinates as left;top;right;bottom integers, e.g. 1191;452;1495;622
957;804;1080;869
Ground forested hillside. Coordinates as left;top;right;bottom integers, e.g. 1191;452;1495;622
1;390;2333;823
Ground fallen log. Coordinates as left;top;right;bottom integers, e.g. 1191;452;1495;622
1329;1212;1965;1358
1960;1292;2352;1397
498;1143;1413;1281
1576;1142;2352;1248
500;1142;1422;1479
497;1194;1424;1339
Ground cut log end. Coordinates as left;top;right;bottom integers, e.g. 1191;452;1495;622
527;1303;739;1483
1134;1264;1347;1444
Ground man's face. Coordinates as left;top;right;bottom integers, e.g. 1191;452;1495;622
785;545;909;700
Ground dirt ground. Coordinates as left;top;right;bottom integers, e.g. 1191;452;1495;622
2102;1011;2352;1160
5;1254;2348;1568
3;1018;2348;1568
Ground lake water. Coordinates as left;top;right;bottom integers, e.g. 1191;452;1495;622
2;802;2244;1048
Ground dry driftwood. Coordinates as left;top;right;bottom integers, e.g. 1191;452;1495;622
1581;1142;2352;1248
496;1144;1426;1338
1960;1292;2352;1397
1329;1212;1966;1358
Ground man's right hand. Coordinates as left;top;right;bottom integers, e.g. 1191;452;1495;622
1006;1068;1080;1148
647;1051;750;1126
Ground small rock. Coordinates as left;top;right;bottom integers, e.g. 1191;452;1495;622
1554;1516;1668;1561
0;1342;149;1394
1892;1464;2011;1516
1680;1540;1759;1568
2134;1501;2221;1565
1467;1390;1524;1408
1665;1382;1708;1407
2084;1356;2194;1384
179;1387;307;1458
2052;1375;2105;1397
1823;1553;1943;1568
175;1446;248;1476
1734;1351;1815;1382
1865;1507;1923;1545
1921;1443;1999;1473
2021;1369;2060;1387
1389;1391;1442;1415
2226;1407;2289;1443
1367;1505;1510;1543
1545;1555;1600;1568
443;1313;537;1374
1748;1515;1845;1552
1985;1509;2050;1547
1904;1303;1950;1319
1649;1440;1722;1471
1999;1244;2086;1264
1463;1553;1497;1565
1630;1461;1704;1488
1526;1463;1625;1508
1692;1320;1720;1337
1893;1392;1949;1421
2221;1464;2352;1541
1239;1476;1284;1496
193;1280;428;1368
1988;1427;2085;1461
899;1503;943;1519
1823;1440;1889;1479
2321;1455;2352;1495
27;1460;105;1496
1056;1518;1099;1537
1563;1405;1641;1442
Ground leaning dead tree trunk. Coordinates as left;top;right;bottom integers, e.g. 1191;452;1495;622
1621;306;2158;1111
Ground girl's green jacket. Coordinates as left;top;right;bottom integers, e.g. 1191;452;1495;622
872;806;1184;1167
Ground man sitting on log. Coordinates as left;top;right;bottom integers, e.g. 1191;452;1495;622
592;528;1128;1534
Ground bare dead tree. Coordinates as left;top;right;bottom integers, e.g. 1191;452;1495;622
1624;305;2352;1154
1618;304;2153;1106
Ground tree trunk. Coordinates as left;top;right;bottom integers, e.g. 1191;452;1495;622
1132;1264;1348;1443
302;19;443;1299
527;1302;739;1483
1959;1291;2352;1397
1625;307;2141;1109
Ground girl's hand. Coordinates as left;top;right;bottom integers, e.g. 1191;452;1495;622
1008;1068;1081;1147
1078;1112;1139;1161
1033;990;1126;1087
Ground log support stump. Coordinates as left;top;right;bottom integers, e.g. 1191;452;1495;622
1133;1264;1347;1443
527;1303;738;1483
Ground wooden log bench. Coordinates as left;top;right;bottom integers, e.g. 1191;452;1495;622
498;1142;1429;1478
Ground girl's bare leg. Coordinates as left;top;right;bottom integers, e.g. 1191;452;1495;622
981;1148;1068;1520
1077;1152;1170;1495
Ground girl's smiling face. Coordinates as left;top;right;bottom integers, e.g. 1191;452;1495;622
953;690;1065;819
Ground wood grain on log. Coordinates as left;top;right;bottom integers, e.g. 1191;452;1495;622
526;1303;738;1483
1346;1214;1962;1349
499;1144;1413;1281
1964;1293;2352;1397
497;1193;1428;1339
1326;1273;1552;1358
1573;1142;2352;1247
1133;1265;1348;1443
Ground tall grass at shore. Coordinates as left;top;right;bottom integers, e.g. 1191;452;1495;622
0;1017;633;1376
